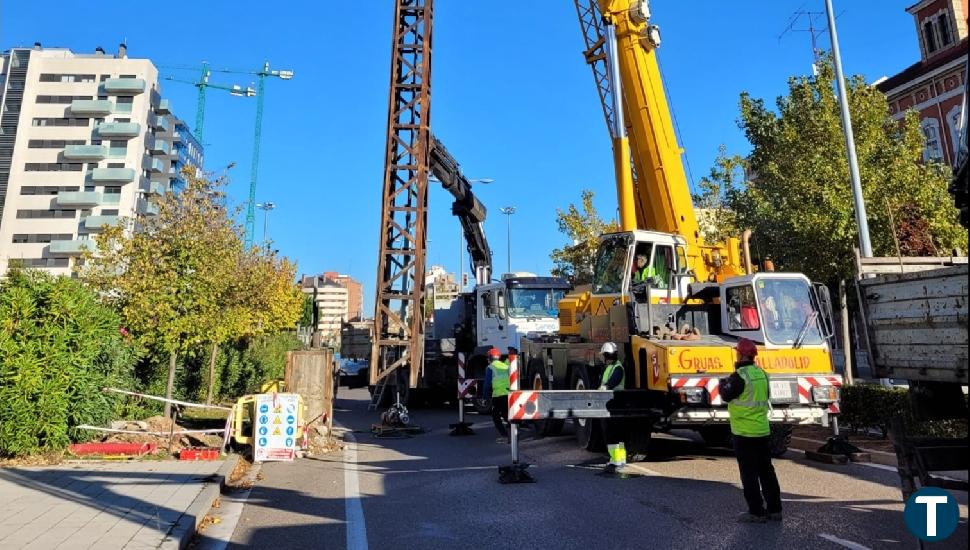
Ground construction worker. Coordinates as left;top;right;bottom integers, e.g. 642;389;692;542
719;338;782;523
481;347;510;442
632;253;651;283
598;342;626;473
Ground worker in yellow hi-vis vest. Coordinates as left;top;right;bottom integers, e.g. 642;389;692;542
719;338;782;524
598;342;626;473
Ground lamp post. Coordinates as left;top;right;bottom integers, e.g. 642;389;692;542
256;201;276;249
500;206;516;274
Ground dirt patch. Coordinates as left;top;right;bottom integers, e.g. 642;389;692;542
0;450;66;468
793;424;896;454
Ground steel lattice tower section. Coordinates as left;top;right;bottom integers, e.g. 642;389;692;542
370;0;434;389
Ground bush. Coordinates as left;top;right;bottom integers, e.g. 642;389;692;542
0;269;136;457
840;383;967;439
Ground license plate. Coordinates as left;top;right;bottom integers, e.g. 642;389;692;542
770;381;793;400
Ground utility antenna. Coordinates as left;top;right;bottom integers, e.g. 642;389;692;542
779;9;829;74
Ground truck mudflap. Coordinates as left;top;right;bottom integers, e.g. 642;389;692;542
507;390;656;422
669;374;842;413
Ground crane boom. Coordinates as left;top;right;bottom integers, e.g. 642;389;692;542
428;135;492;284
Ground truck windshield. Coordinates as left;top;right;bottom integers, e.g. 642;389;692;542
592;237;630;294
756;278;823;346
507;288;566;318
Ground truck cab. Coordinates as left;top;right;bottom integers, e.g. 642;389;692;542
475;273;571;351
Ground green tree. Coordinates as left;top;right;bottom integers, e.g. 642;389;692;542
692;145;743;245
550;189;619;284
0;269;135;457
83;172;240;417
724;56;965;283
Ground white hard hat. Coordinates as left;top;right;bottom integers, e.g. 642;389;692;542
600;342;618;354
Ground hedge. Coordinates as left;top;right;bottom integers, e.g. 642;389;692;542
839;383;967;439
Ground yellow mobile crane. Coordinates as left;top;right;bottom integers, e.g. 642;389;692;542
516;0;842;457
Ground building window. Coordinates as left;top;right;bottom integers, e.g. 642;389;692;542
39;73;96;83
27;139;86;148
14;258;71;268
922;11;955;55
20;186;80;195
115;96;134;113
12;233;75;244
24;163;84;172
16;209;77;219
923;21;937;53
31;118;90;127
920;118;944;162
947;106;964;158
937;14;952;47
35;95;92;104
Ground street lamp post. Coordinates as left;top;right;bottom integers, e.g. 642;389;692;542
500;206;516;274
256;201;276;249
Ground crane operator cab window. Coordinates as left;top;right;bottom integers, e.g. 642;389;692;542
632;243;674;289
592;235;631;295
755;278;823;346
727;285;761;330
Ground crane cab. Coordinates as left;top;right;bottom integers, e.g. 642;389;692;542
588;230;691;309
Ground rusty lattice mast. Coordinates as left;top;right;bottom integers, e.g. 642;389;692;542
371;0;434;389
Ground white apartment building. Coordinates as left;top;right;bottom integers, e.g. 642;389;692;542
0;43;190;277
303;281;349;341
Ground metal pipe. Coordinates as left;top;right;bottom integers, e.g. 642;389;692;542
742;229;753;275
825;0;873;258
605;24;637;232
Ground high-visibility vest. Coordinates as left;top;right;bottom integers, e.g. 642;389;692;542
633;266;652;282
601;361;625;390
728;364;770;437
489;360;510;398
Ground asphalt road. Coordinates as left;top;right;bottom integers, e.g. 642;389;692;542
227;388;968;550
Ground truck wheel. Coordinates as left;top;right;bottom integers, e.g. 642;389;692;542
624;423;652;462
769;424;793;457
528;358;564;436
571;366;604;452
699;426;734;449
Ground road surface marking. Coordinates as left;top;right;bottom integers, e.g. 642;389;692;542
818;533;873;550
345;431;368;550
626;464;662;476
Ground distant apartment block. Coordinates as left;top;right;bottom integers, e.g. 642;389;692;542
0;43;202;277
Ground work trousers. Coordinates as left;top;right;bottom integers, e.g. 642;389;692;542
733;434;782;517
491;395;509;437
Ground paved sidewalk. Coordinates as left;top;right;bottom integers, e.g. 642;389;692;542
0;458;234;549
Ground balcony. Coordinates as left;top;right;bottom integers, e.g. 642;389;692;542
97;122;141;138
49;239;98;256
70;99;113;116
151;115;170;132
103;78;146;94
91;167;135;183
139;198;160;216
156;98;171;114
147;181;165;195
102;192;121;205
63;144;107;160
56;191;101;207
149;139;170;155
149;158;166;173
83;215;120;230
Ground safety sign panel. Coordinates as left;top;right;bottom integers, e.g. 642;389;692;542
254;393;299;462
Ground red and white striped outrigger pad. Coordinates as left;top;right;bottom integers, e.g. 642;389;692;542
508;390;539;421
798;375;843;413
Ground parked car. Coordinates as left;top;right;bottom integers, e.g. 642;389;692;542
338;359;369;389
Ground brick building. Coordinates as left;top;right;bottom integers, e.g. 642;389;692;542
877;0;968;166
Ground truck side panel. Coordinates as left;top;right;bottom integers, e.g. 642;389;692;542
860;264;968;382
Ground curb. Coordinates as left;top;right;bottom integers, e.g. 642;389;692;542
160;454;241;550
790;435;897;467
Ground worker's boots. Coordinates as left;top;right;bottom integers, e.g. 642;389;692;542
604;443;628;474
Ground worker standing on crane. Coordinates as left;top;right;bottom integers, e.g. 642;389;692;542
719;338;782;523
481;347;510;443
598;342;626;473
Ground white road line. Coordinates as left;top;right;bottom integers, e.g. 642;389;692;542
345;431;369;550
626;464;662;476
818;533;873;550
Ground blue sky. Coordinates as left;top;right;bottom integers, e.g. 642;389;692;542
4;1;921;312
